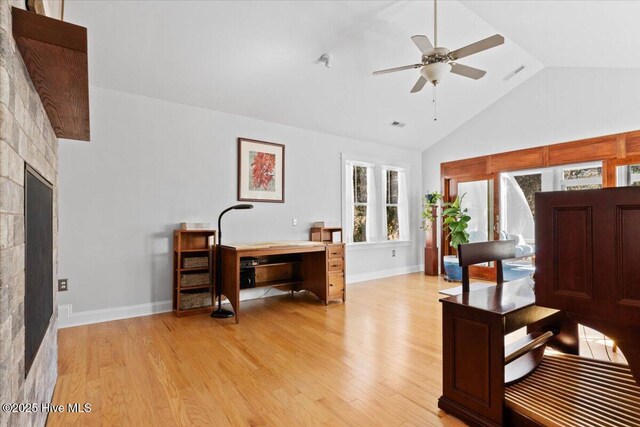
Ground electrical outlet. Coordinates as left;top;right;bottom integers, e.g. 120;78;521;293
58;279;68;292
292;218;298;226
392;249;396;257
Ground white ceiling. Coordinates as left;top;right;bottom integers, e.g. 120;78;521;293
68;0;637;150
462;0;640;68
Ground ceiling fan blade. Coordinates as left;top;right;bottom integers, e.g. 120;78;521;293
450;63;486;80
410;76;428;93
372;64;422;76
449;34;505;60
411;35;434;54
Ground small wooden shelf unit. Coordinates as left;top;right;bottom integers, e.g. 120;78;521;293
309;226;342;243
173;229;216;317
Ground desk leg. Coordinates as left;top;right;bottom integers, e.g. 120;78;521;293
300;251;328;303
220;248;241;324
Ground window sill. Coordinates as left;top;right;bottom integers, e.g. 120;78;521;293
346;240;411;251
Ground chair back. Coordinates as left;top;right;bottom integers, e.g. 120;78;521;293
457;240;516;293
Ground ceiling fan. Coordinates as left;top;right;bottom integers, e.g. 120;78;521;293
372;0;505;93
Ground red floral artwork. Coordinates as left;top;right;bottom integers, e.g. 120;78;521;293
249;151;276;191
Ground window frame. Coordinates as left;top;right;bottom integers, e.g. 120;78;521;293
616;163;640;187
342;154;410;248
499;161;604;247
352;163;371;243
559;163;603;191
383;167;401;241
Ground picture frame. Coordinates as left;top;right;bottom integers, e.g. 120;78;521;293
237;138;285;203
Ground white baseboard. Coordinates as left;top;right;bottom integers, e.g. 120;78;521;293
58;300;173;328
346;264;423;284
58;265;424;328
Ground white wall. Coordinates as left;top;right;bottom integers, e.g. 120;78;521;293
423;67;640;192
58;87;423;315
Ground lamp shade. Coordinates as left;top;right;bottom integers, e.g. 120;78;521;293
421;62;452;85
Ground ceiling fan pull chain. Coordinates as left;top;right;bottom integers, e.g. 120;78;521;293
433;85;437;122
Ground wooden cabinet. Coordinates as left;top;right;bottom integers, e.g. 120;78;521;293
173;230;216;316
326;243;345;302
535;187;640;383
311;226;346;303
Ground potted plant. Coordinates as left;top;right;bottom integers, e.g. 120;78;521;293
421;191;442;231
442;195;471;281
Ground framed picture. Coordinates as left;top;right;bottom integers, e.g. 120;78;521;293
237;138;285;203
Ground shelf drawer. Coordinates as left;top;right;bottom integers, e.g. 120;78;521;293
328;273;344;296
328;257;344;272
327;244;344;259
180;272;210;288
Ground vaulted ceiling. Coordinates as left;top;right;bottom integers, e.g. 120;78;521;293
64;1;636;151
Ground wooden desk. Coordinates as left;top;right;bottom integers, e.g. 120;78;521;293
220;242;345;323
438;278;578;426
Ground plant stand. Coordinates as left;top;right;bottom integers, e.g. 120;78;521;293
424;207;439;276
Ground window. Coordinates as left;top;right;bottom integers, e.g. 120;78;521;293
501;162;603;245
617;164;640;187
353;165;368;243
343;156;409;245
458;179;492;243
561;165;602;191
385;169;399;240
499;161;602;279
513;173;541;219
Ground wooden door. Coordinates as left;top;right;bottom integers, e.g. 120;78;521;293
444;174;499;280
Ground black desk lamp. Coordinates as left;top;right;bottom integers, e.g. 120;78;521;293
212;203;254;318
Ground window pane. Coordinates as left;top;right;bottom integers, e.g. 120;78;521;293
565;184;602;191
616;164;640;187
386;170;398;204
513;174;541;220
353;205;367;242
501;173;536;244
353;166;368;203
386;206;399;240
563;167;602;180
458;180;491;243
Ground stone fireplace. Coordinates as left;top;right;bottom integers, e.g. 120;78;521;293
0;1;59;426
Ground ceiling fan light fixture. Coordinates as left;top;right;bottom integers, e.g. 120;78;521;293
421;62;451;85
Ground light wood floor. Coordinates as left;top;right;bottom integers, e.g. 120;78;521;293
49;273;465;426
48;273;625;426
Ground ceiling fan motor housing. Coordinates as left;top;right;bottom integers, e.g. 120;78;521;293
423;47;450;64
421;62;452;85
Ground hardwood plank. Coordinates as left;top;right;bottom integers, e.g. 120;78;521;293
48;273;624;426
49;273;467;426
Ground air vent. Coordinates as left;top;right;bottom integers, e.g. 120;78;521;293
504;65;526;81
391;121;406;128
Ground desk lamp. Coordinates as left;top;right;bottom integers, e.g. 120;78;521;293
212;203;254;318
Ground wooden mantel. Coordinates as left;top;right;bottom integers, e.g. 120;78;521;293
11;7;90;141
